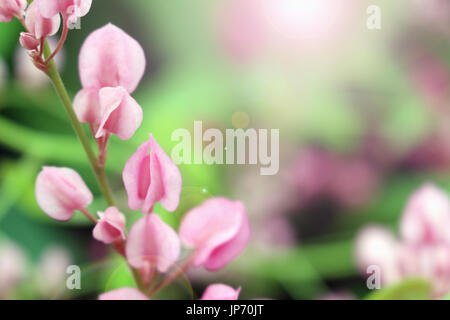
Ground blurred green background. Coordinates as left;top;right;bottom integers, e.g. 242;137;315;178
1;0;450;300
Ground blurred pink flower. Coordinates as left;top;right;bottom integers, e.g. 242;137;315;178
122;135;182;213
201;284;241;300
0;240;27;297
35;167;93;221
93;207;126;245
291;149;378;209
409;52;450;110
36;246;72;297
126;214;180;274
0;0;27;22
98;287;149;300
218;0;267;62
74;24;146;141
356;183;450;298
217;0;358;62
36;0;92;24
400;184;450;244
25;1;60;40
355;226;401;285
179;197;250;271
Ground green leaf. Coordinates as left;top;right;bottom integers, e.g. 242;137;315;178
366;278;432;300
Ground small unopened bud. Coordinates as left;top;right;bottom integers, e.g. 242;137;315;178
19;32;40;51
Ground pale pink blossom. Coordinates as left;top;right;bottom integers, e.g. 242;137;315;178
36;0;92;24
126;214;180;274
201;284;241;300
36;246;72;297
355;226;401;285
93;207;126;245
25;1;60;40
74;86;143;140
123;135;182;213
0;240;27;297
0;0;27;22
35;167;93;221
19;32;40;50
400;183;450;244
78;24;145;94
179;198;250;271
356;183;450;298
98;287;149;300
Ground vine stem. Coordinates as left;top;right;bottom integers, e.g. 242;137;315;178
42;42;116;207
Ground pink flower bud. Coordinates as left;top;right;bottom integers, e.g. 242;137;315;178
201;284;241;300
25;1;60;40
0;0;27;22
36;0;91;23
35;167;93;221
93;207;126;244
98;287;149;300
126;214;180;274
400;183;450;244
73;86;143;141
19;32;40;50
179;198;250;271
78;24;146;94
123;135;182;213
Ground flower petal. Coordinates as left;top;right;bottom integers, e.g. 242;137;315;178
96;87;143;140
25;1;60;40
179;198;250;270
78;24;146;93
123;140;152;211
73;88;102;125
142;134;182;213
126;214;180;273
201;284;241;300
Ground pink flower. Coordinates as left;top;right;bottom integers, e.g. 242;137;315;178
25;1;60;40
126;214;180;274
0;0;27;22
98;287;149;300
78;24;145;94
201;284;241;300
74;24;146;140
355;226;401;285
36;0;92;24
74;86;143;140
0;240;27;297
179;198;250;271
35;167;93;221
355;183;450;298
19;32;40;51
400;183;450;244
93;207;126;245
123;135;182;213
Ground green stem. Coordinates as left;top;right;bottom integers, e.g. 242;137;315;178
43;42;116;207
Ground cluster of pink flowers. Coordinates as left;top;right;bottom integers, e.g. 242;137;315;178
356;184;450;298
1;0;250;300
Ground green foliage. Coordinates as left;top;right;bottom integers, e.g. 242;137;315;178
366;278;432;300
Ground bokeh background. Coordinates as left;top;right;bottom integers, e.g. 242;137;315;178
1;0;450;299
